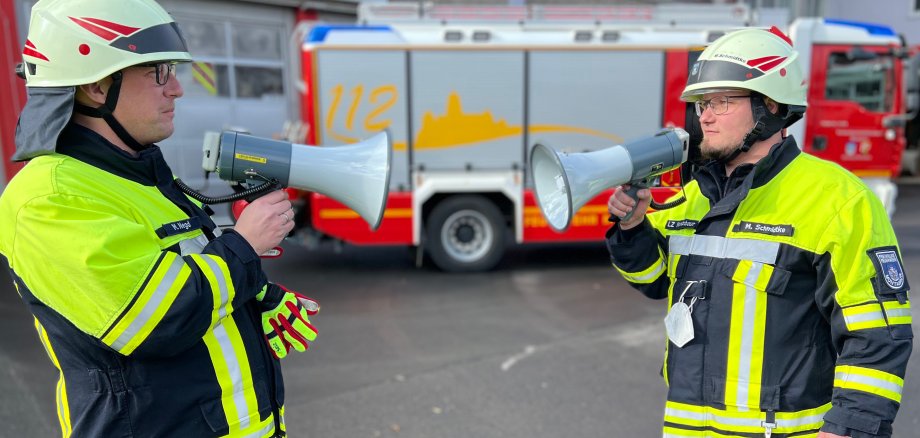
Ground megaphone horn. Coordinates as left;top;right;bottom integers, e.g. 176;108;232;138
530;128;689;233
202;130;392;230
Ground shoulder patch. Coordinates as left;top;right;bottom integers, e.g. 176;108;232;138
868;247;908;292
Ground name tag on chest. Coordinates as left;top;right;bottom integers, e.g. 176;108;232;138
156;217;202;238
732;221;794;237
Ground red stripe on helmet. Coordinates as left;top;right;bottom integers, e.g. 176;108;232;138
23;46;49;61
70;16;119;41
747;56;780;68
25;39;36;49
758;57;787;72
747;55;787;72
81;17;141;36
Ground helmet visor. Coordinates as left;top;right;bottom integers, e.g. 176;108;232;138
110;22;189;56
684;59;765;98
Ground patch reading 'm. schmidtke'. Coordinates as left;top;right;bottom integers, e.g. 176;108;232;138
732;221;794;237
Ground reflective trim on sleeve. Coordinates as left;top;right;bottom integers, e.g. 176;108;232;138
34;318;73;437
841;302;887;331
614;249;666;284
101;252;191;355
834;365;904;403
189;254;236;330
883;301;912;326
669;235;779;264
663;400;829;435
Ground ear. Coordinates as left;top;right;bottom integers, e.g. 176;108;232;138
76;79;111;106
764;97;780;115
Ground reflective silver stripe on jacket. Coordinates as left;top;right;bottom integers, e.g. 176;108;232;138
664;405;826;429
835;370;903;398
669;235;780;264
212;322;252;429
732;261;763;411
179;234;209;256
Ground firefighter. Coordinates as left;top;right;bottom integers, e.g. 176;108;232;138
0;0;317;436
606;26;911;438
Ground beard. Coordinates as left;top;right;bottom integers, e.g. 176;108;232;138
699;138;738;162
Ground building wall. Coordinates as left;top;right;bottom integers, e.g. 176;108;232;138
825;0;920;45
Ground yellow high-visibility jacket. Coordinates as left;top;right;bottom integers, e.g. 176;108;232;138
0;124;286;437
607;137;911;438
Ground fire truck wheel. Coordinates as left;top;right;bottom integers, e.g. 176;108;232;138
426;195;506;272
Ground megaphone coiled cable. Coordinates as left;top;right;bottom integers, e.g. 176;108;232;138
173;176;280;205
650;194;687;211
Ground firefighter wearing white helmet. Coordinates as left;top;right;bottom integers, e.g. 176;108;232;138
681;26;808;163
1;1;318;436
607;27;911;438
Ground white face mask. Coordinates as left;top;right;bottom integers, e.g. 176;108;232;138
663;281;705;348
664;300;695;348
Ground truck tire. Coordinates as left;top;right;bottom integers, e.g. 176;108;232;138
425;196;506;272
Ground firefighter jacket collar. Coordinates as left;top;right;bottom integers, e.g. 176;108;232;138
55;123;171;187
694;136;800;219
55;123;218;238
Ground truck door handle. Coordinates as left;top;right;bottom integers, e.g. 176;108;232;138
812;136;827;151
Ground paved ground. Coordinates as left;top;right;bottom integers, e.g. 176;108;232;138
1;183;919;437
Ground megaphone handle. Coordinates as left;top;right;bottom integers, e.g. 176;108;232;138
619;181;648;223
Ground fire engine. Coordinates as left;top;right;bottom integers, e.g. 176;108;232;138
285;2;915;271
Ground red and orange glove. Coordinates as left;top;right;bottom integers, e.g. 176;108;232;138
256;283;319;360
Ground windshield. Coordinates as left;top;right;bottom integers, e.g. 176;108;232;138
825;50;896;113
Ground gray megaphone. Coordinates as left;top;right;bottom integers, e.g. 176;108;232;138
199;130;392;230
530;128;689;233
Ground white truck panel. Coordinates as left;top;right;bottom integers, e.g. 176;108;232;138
410;50;526;172
315;49;412;191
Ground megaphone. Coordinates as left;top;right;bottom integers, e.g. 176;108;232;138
530;128;689;233
197;130;392;230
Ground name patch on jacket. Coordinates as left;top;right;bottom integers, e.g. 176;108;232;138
732;221;794;237
156;217;202;238
868;247;908;292
666;219;699;230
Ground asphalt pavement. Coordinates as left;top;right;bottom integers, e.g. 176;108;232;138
1;183;919;437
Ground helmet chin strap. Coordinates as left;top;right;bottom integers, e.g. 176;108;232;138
718;94;790;165
74;71;148;152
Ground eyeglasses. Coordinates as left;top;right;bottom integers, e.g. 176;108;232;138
694;95;751;116
140;62;177;86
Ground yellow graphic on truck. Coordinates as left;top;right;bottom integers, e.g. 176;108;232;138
324;87;623;148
